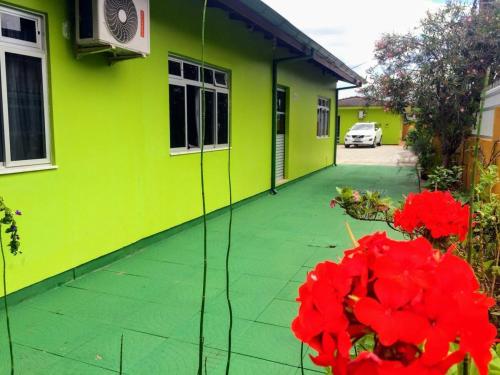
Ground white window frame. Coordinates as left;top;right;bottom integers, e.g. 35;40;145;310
0;5;52;171
317;97;331;138
168;56;230;154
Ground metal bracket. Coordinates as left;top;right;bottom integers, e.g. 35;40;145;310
108;52;146;65
75;45;117;60
75;44;145;64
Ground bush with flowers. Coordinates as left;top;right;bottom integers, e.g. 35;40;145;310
292;190;497;375
334;167;499;319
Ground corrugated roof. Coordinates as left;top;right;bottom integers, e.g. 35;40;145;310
339;96;382;107
209;0;364;86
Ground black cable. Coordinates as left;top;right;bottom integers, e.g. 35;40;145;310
0;226;14;375
224;75;234;375
197;1;209;374
119;334;124;375
300;342;305;375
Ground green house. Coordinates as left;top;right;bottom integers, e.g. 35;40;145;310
0;0;361;296
338;96;403;145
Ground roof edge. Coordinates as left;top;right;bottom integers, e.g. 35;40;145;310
210;0;364;85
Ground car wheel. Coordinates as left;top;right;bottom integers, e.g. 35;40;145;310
345;144;350;148
378;136;382;146
371;140;376;148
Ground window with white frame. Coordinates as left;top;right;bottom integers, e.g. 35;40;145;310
0;6;51;170
168;57;229;152
317;97;331;137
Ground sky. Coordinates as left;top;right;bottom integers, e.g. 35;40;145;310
261;0;445;97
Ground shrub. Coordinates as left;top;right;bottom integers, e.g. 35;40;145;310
427;166;463;191
292;191;496;374
406;126;437;177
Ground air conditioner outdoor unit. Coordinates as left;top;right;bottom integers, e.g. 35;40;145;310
76;0;150;57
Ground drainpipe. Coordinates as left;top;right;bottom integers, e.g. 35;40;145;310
334;84;361;166
271;53;314;194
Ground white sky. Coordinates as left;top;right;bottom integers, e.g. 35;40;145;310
261;0;444;97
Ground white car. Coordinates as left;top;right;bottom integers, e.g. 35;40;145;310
344;122;383;148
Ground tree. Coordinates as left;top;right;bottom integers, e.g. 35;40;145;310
362;1;499;167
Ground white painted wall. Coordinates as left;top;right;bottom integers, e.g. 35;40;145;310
480;81;500;137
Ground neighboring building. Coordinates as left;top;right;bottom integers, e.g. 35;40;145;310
338;96;403;145
0;1;362;295
463;80;500;193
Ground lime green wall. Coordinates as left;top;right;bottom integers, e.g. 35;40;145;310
0;0;339;293
1;0;274;293
339;107;402;145
278;61;336;180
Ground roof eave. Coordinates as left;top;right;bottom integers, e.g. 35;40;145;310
208;0;364;85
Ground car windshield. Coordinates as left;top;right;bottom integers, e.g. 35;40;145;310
351;124;374;131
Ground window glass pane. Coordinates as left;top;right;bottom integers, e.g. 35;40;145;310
184;63;199;81
324;112;328;136
326;112;330;135
217;93;228;144
6;53;46;161
277;90;286;113
203;91;215;145
324;111;328;135
168;60;181;76
169;85;185;148
203;68;214;85
187;85;200;148
1;13;37;43
317;109;321;136
214;71;227;86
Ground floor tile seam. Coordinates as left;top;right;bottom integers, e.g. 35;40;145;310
224;255;311;269
12;307;178;348
63;284;181;307
38;288;204;331
102;267;231;284
248;318;297;332
14;342;120;373
218;348;314;371
87;309;200;337
64;284;225;309
234;271;296;283
253;317;291;330
9;305;121;337
119;327;171;340
99;268;245;291
250;271;302;326
102;269;152;279
274;296;296;303
25;298;153;323
115;257;203;268
135;255;200;266
166;337;313;372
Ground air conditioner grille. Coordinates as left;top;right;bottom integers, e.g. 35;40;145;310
104;0;138;44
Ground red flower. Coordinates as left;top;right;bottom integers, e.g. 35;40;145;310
330;199;337;208
394;190;470;241
292;232;496;375
291;261;352;368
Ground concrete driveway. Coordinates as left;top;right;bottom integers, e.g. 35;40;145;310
336;145;417;167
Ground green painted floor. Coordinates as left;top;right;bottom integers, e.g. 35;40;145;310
0;165;418;374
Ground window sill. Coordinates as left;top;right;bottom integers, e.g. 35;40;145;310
0;164;58;175
170;146;230;156
316;136;332;140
